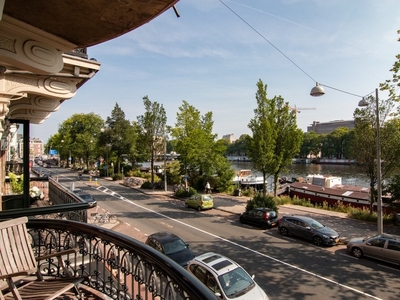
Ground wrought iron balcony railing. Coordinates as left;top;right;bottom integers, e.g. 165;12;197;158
26;218;217;300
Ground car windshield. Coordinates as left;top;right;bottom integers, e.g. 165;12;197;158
79;194;93;201
162;238;188;255
309;220;324;229
363;234;380;241
218;267;255;298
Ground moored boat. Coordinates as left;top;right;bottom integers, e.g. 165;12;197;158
288;174;389;211
232;169;265;190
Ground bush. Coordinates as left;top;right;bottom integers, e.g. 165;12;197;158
141;181;153;189
112;173;124;181
246;193;278;212
240;187;256;197
174;186;197;198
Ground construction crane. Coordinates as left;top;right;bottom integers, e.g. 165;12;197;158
288;105;316;114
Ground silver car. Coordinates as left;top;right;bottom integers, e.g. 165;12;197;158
347;234;400;265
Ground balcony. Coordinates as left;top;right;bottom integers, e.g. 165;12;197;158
0;178;216;300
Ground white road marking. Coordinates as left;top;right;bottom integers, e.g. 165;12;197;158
92;184;382;300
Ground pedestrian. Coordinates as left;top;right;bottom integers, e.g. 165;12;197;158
205;182;211;194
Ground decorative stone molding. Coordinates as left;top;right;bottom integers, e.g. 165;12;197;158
0;15;76;75
4;74;78;99
9;95;61;123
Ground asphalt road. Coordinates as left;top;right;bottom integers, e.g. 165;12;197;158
52;168;400;300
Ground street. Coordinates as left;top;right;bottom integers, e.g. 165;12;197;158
54;168;400;300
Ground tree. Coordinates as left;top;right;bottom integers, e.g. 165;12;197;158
299;131;321;158
105;103;136;176
350;95;396;213
54;113;105;168
137;96;167;184
321;127;352;159
247;79;303;196
381;29;400;110
226;134;250;156
171;100;234;192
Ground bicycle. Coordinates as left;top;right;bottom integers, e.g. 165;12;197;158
91;210;118;224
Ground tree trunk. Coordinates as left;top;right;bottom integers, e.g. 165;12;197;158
262;171;267;197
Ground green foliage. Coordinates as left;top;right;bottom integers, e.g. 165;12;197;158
165;161;182;185
241;188;255;197
102;103;138;177
50;112;105;167
245;193;278;212
141;181;154;189
171;100;233;191
8;173;23;194
299;131;322;158
247;79;303;197
137;96;167;184
226;134;250;156
112;173;124;181
174;186;197;197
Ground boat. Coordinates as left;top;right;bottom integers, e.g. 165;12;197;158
232;169;265;190
288;174;389;211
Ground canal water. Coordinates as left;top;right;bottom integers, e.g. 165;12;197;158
230;161;370;188
141;161;370;188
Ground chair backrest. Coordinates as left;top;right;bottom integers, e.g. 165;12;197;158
0;217;37;279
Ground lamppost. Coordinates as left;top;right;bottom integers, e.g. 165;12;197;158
164;133;167;192
58;139;64;167
311;84;383;234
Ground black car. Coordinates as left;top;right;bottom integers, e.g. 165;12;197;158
145;232;195;267
77;193;97;207
239;208;278;229
278;215;339;246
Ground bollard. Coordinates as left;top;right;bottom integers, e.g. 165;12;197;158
89;176;92;182
95;178;98;186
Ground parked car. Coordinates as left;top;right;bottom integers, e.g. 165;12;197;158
187;252;269;300
77;193;97;207
145;232;195;267
347;234;400;265
185;193;214;211
239;208;278;229
278;215;339;246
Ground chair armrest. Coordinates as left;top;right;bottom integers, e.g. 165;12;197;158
0;271;30;280
35;248;78;261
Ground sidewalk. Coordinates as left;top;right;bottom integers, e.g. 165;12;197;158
94;178;349;219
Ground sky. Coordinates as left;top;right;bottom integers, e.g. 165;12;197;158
31;0;400;143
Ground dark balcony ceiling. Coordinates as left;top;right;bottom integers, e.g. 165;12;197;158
3;0;179;47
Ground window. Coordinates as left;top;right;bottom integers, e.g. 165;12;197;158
369;238;386;248
191;265;207;283
206;272;221;294
387;240;400;251
256;211;263;217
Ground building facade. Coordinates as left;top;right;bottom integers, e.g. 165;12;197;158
307;120;355;134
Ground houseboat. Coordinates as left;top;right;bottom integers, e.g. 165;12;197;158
288;174;381;210
233;169;265;190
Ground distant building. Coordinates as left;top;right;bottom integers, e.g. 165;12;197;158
222;134;236;143
30;138;44;158
307;120;355;134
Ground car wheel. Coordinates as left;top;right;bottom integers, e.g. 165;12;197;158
185;203;189;208
279;227;288;236
351;247;363;258
261;223;268;230
313;236;323;247
197;206;202;211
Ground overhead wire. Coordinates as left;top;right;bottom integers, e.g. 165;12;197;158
218;0;384;100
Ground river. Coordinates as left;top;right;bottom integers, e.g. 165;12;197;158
142;161;370;188
230;161;370;188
